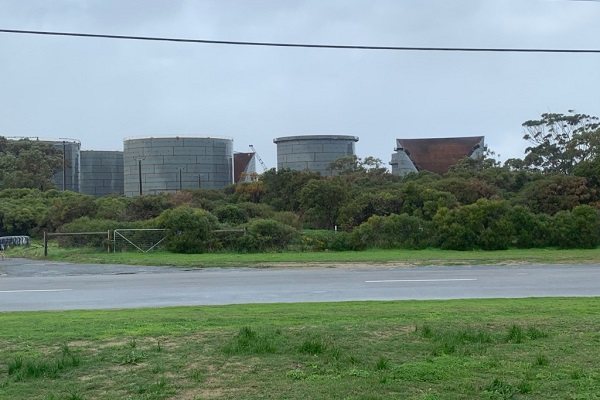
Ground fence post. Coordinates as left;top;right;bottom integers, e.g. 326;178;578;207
43;231;48;257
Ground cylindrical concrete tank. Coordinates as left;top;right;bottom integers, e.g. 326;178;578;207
273;135;359;175
51;140;81;192
123;136;234;197
80;150;124;197
6;137;81;192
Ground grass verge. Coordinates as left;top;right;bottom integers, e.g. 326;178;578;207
1;298;599;399
6;242;600;268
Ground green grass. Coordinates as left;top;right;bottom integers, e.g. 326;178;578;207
7;242;600;268
1;298;600;399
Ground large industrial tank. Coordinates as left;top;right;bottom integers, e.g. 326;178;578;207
273;135;359;175
5;137;81;191
80;150;124;197
123;136;234;197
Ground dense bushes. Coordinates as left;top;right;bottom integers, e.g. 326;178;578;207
549;205;600;249
236;219;299;252
156;206;219;253
352;214;431;249
2;159;599;253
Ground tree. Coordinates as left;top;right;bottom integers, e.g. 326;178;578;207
300;178;348;229
514;175;596;215
573;155;600;190
327;156;394;187
521;111;600;174
262;169;322;211
432;177;500;205
0;137;63;190
337;189;403;230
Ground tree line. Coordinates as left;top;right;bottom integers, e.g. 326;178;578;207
1;111;599;252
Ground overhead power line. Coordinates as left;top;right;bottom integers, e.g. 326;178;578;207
1;29;600;54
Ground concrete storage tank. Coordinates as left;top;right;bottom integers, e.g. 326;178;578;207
123;136;234;197
273;135;359;175
80;150;124;197
50;140;81;192
6;137;80;191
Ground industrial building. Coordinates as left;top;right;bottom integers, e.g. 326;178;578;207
5;133;488;196
123;136;234;197
390;136;485;176
233;152;257;183
80;150;124;197
273;135;359;175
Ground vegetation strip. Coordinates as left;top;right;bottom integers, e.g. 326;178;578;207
7;245;600;268
1;298;599;399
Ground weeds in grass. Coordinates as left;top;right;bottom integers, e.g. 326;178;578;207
0;299;593;399
286;369;306;380
122;350;144;365
299;338;326;355
534;354;549;366
128;338;137;348
151;363;165;374
526;326;549;340
506;324;548;344
506;325;524;343
331;346;341;360
571;368;585;380
375;357;390;371
419;325;494;356
419;324;434;339
485;378;515;399
7;353;81;381
223;326;280;355
61;343;71;356
66;389;84;400
189;368;203;382
517;380;533;394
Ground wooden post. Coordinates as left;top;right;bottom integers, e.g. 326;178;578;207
43;231;48;257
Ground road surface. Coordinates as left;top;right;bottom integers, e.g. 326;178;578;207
1;258;599;311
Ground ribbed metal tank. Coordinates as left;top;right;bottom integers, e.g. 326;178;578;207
80;150;124;197
123;136;234;197
44;139;81;192
273;135;359;175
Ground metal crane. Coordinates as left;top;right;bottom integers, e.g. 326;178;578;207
249;145;267;172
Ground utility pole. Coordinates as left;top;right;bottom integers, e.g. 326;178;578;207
179;167;183;191
133;156;145;196
62;141;66;191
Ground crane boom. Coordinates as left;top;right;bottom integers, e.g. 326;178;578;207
249;145;267;172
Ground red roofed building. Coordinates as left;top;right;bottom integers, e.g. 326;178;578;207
390;136;485;176
234;152;257;183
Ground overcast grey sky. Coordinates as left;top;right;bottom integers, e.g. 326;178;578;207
1;0;599;170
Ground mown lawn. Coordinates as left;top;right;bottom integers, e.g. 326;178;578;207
7;243;600;268
1;298;599;399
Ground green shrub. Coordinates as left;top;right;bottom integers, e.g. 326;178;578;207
236;219;299;252
214;204;249;225
156;206;218;253
352;213;432;250
299;230;358;251
549;205;600;248
509;206;551;248
433;200;515;250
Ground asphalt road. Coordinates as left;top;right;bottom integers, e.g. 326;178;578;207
1;258;599;311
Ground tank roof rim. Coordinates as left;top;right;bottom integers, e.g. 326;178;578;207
273;135;359;143
124;134;233;141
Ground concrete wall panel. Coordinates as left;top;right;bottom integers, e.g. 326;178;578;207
80;150;124;197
